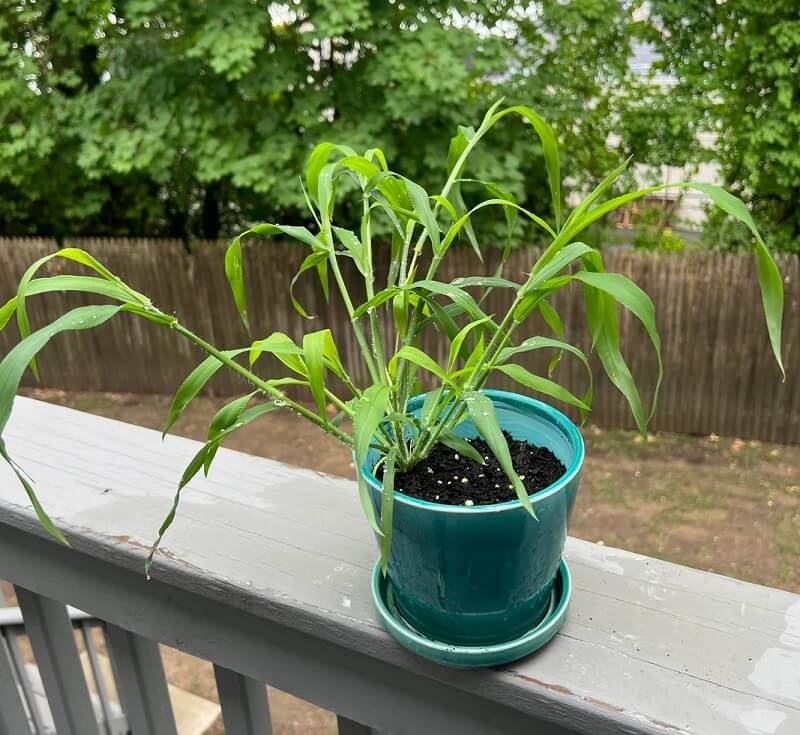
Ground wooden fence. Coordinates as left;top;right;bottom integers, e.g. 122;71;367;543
0;237;797;443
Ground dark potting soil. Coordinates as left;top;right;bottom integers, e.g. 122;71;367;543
386;432;566;506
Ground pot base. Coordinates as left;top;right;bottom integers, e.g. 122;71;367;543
371;558;571;668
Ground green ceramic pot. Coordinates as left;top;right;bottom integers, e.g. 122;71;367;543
362;389;584;646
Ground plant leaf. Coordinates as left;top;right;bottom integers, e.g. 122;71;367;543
379;448;397;575
448;316;492;371
450;276;519;290
490;105;561;229
439;430;486;465
352;384;390;535
0;305;123;546
147;400;281;574
0;305;122;435
163;348;249;437
463;391;535;518
0;438;68;545
333;227;367;276
224;237;248;331
539;301;563;337
303;330;329;421
686;183;784;377
403;178;440;252
392;346;451;385
204;392;256;473
495;364;590;413
14;248;146;378
573;270;662;421
527;242;595;291
249;332;307;375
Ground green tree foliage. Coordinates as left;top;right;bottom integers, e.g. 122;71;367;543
0;0;638;242
646;1;800;252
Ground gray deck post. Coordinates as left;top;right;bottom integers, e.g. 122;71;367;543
0;633;30;735
15;586;101;735
213;664;273;735
105;623;178;735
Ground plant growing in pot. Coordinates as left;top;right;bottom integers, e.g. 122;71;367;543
0;101;784;667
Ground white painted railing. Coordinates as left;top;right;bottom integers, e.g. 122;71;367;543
0;397;798;735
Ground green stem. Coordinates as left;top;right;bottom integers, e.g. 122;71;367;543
171;321;354;447
327;250;381;385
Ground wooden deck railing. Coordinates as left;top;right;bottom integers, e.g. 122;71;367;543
0;397;798;735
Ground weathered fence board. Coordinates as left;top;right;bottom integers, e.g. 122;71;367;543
0;237;796;442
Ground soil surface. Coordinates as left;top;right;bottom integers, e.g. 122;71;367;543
389;432;565;505
8;387;800;734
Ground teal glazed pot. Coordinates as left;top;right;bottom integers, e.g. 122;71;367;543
362;389;584;646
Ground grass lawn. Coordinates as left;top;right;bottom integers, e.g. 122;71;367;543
7;387;800;734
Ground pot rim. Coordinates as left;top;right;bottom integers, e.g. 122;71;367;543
359;388;584;514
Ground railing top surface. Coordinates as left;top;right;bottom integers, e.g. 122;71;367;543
1;397;798;735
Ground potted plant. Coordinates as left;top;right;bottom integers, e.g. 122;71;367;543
0;102;784;667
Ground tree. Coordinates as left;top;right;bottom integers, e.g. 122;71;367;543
0;1;639;243
646;0;800;252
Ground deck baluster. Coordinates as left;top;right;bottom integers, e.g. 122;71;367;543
214;664;273;735
15;587;101;735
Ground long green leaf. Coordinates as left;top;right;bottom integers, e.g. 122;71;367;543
392;346;451;384
0;304;123;545
1;275;133;333
463;391;535;518
404;178;440;252
410;280;495;326
224;237;248;331
584;283;647;435
352;384;390;535
249;332;307;375
490;105;561;228
305;142;357;200
163;348;249;437
15;248;146;378
573;270;663;421
303;331;328;421
539;301;563;337
450;276;519;290
379;448;397;575
290;250;328;319
208;393;256;443
147;400;280;574
0;305;122;435
203;392;256;473
353;286;401;318
448;316;492;371
563;156;632;231
527;242;595;291
0;438;68;545
495;364;590;413
687;183;784;377
439;430;486;465
559;182;783;375
497;335;593;421
333;227;367;276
